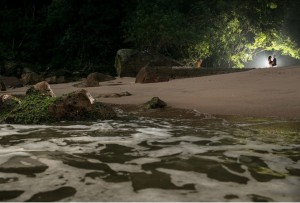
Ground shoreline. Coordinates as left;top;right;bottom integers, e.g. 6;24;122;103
3;66;300;121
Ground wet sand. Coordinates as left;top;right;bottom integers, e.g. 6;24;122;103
4;66;300;120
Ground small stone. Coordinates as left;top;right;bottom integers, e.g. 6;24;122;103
144;97;167;109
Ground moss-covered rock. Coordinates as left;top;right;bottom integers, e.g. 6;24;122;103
144;97;167;110
0;94;21;123
1;89;117;124
48;89;117;121
3;92;57;124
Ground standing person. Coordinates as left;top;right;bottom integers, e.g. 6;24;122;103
268;55;273;67
272;55;277;67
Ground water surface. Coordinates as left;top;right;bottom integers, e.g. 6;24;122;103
0;115;299;201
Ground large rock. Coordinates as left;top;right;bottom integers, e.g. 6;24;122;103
1;61;22;77
0;81;6;91
86;72;115;87
135;65;170;83
115;49;183;77
45;76;65;84
21;72;43;85
0;76;23;88
26;81;55;97
48;89;116;120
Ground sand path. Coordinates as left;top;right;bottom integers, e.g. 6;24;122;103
5;66;300;120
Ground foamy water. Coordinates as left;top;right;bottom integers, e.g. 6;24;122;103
0;116;299;201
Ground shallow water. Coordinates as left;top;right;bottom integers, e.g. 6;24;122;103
0;115;299;202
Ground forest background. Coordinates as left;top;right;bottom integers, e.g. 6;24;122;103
0;0;300;76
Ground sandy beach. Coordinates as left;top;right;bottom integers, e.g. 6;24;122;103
4;66;300;120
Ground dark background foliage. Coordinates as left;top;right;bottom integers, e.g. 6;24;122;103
0;0;299;75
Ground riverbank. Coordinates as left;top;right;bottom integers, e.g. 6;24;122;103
3;66;300;120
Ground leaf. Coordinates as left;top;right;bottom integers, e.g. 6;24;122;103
268;2;278;9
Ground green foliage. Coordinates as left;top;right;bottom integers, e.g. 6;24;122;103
0;96;21;123
123;0;299;68
123;0;193;57
231;31;300;68
194;0;299;68
0;0;125;74
4;93;58;124
1;90;117;124
0;0;299;71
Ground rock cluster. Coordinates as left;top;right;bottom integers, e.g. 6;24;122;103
0;81;116;124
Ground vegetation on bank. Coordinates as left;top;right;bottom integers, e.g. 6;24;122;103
0;92;58;124
0;0;300;75
0;90;116;124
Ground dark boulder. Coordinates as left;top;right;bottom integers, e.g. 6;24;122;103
21;72;43;85
0;76;23;88
48;89;116;120
1;61;22;77
45;76;65;84
135;65;171;83
115;49;183;77
86;72;115;87
144;97;167;109
0;81;6;91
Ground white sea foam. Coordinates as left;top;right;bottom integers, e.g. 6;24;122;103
0;122;115;137
147;146;184;158
107;163;143;173
0;118;299;201
136;128;172;136
0;151;32;165
127;157;161;165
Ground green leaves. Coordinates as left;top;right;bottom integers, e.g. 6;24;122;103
0;0;298;71
123;2;192;55
268;2;278;9
183;0;298;68
4;93;57;124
